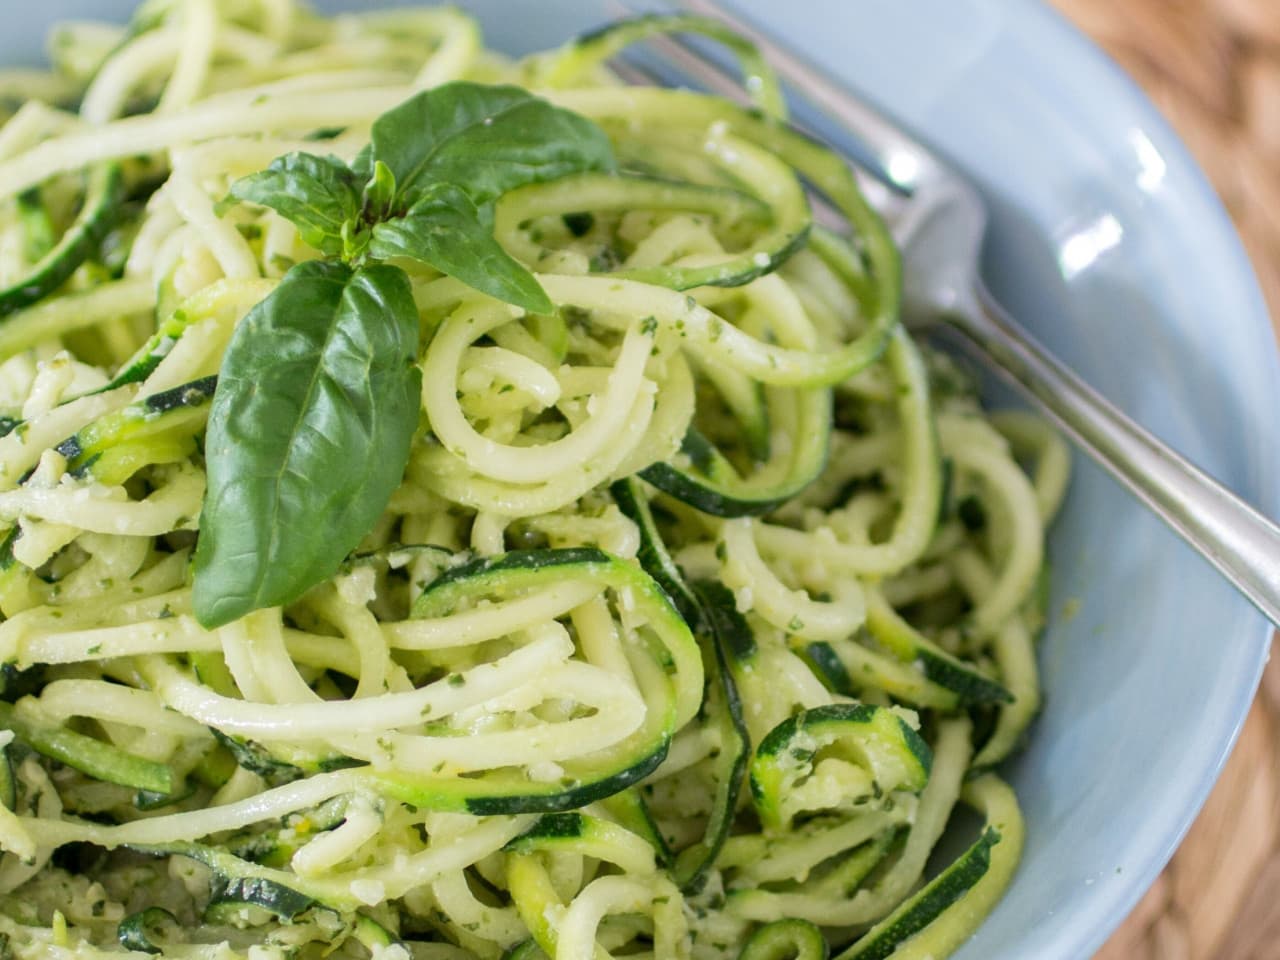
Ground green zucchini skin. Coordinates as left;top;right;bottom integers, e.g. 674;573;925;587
352;916;401;951
133;784;194;811
559;14;784;116
825;829;900;898
502;940;550;960
375;547;700;816
913;649;1012;706
695;579;757;662
738;919;830;960
16;188;56;268
673;601;749;893
752;703;932;777
0;659;42;701
411;546;616;615
205;875;316;922
798;639;963;712
0;164;125;319
142;376;218;415
750;703;931;833
610;476;701;626
618;223;811;292
506;811;587;846
378;729;669;818
723;826;901;927
211;728;360;784
226;797;349;870
831;828;1000;960
343;542;456;579
540;14;811;291
640;456;784;519
610;477;749;892
0;742;15;811
864;590;1013;707
801;640;857;696
0;378;217;483
496;161;808;292
55;375;216;482
116;907;179;955
128;840;339;916
102;306;203;392
504;810;658;869
598;787;672;866
210;729;304;784
640;392;830;517
0;700;173;794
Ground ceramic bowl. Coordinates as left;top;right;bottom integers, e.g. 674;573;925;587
4;3;1277;957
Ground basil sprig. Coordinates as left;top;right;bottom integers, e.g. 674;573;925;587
227;81;615;312
192;83;616;628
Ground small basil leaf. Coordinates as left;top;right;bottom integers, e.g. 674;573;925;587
368;183;553;314
361;159;397;224
193;260;422;628
368;81;615;207
229;153;360;257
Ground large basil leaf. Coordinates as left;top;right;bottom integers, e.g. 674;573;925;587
229;153;361;257
193;260;422;628
368;183;552;314
366;82;616;207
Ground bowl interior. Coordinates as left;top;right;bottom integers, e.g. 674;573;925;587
4;3;1277;959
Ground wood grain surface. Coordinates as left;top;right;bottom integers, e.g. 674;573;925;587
1048;2;1280;957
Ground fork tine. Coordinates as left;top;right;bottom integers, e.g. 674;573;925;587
608;50;871;232
603;6;907;226
630;27;753;106
605;56;658;89
674;0;943;195
631;28;906;221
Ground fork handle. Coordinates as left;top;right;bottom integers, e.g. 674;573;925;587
946;282;1280;628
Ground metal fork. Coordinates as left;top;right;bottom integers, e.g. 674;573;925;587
615;0;1280;628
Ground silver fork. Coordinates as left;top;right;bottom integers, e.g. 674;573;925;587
615;0;1280;628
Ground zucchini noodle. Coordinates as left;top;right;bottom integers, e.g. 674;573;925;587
0;4;1069;960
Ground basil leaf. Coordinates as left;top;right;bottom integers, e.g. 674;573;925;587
193;260;422;628
229;153;361;257
368;183;552;314
367;81;615;207
361;160;398;224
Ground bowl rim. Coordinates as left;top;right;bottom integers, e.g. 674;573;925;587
1000;4;1279;956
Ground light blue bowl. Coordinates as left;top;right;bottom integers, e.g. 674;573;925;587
4;3;1277;958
